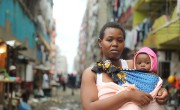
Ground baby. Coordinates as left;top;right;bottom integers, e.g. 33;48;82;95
127;47;163;110
116;47;163;110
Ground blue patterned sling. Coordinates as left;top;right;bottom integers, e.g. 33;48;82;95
91;60;159;93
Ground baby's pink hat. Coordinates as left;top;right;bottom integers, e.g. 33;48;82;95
133;47;158;73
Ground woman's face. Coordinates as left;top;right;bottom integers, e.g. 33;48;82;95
99;27;125;60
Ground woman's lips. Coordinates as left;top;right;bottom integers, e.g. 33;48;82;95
110;50;119;53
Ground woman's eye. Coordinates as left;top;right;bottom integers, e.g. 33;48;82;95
107;39;113;42
118;39;124;42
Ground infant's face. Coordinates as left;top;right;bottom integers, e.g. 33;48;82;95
135;53;151;71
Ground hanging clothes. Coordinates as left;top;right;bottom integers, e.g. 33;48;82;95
132;28;138;47
136;24;144;42
113;0;120;21
125;30;135;50
142;18;151;38
177;0;180;15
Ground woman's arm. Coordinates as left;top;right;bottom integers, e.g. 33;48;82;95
80;67;153;110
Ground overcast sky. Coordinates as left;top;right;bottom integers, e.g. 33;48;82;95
53;0;87;72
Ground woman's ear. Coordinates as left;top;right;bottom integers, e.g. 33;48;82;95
98;38;102;48
98;38;103;59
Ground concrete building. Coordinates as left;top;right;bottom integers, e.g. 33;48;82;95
0;0;55;84
77;0;180;80
77;0;112;73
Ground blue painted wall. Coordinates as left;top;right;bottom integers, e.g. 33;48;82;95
0;0;36;49
0;0;50;61
0;0;50;47
36;48;42;62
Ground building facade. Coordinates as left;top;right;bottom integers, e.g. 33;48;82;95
77;0;180;79
0;0;55;84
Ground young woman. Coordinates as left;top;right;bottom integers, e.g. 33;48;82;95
80;22;168;110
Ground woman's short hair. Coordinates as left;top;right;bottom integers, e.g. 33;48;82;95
99;22;126;40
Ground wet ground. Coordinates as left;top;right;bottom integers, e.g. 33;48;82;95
30;87;82;110
29;87;180;110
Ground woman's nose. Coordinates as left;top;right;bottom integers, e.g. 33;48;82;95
112;40;118;46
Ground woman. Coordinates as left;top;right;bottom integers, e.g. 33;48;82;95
80;22;168;110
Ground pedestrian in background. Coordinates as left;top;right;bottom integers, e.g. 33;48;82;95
19;92;31;110
9;65;18;93
60;75;66;92
42;72;50;97
9;65;17;77
68;73;76;95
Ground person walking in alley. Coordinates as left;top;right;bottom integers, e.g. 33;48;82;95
42;72;50;97
9;65;17;77
68;73;76;95
80;22;168;110
60;75;66;92
19;92;31;110
9;65;18;93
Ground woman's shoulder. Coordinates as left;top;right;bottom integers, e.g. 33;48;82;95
81;67;96;83
83;67;93;73
82;67;96;77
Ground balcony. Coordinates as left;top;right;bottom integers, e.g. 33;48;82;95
144;15;180;50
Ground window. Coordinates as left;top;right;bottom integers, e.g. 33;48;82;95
165;51;171;61
179;51;180;61
158;62;170;79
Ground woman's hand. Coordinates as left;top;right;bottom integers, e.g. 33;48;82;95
156;88;168;104
127;89;153;107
